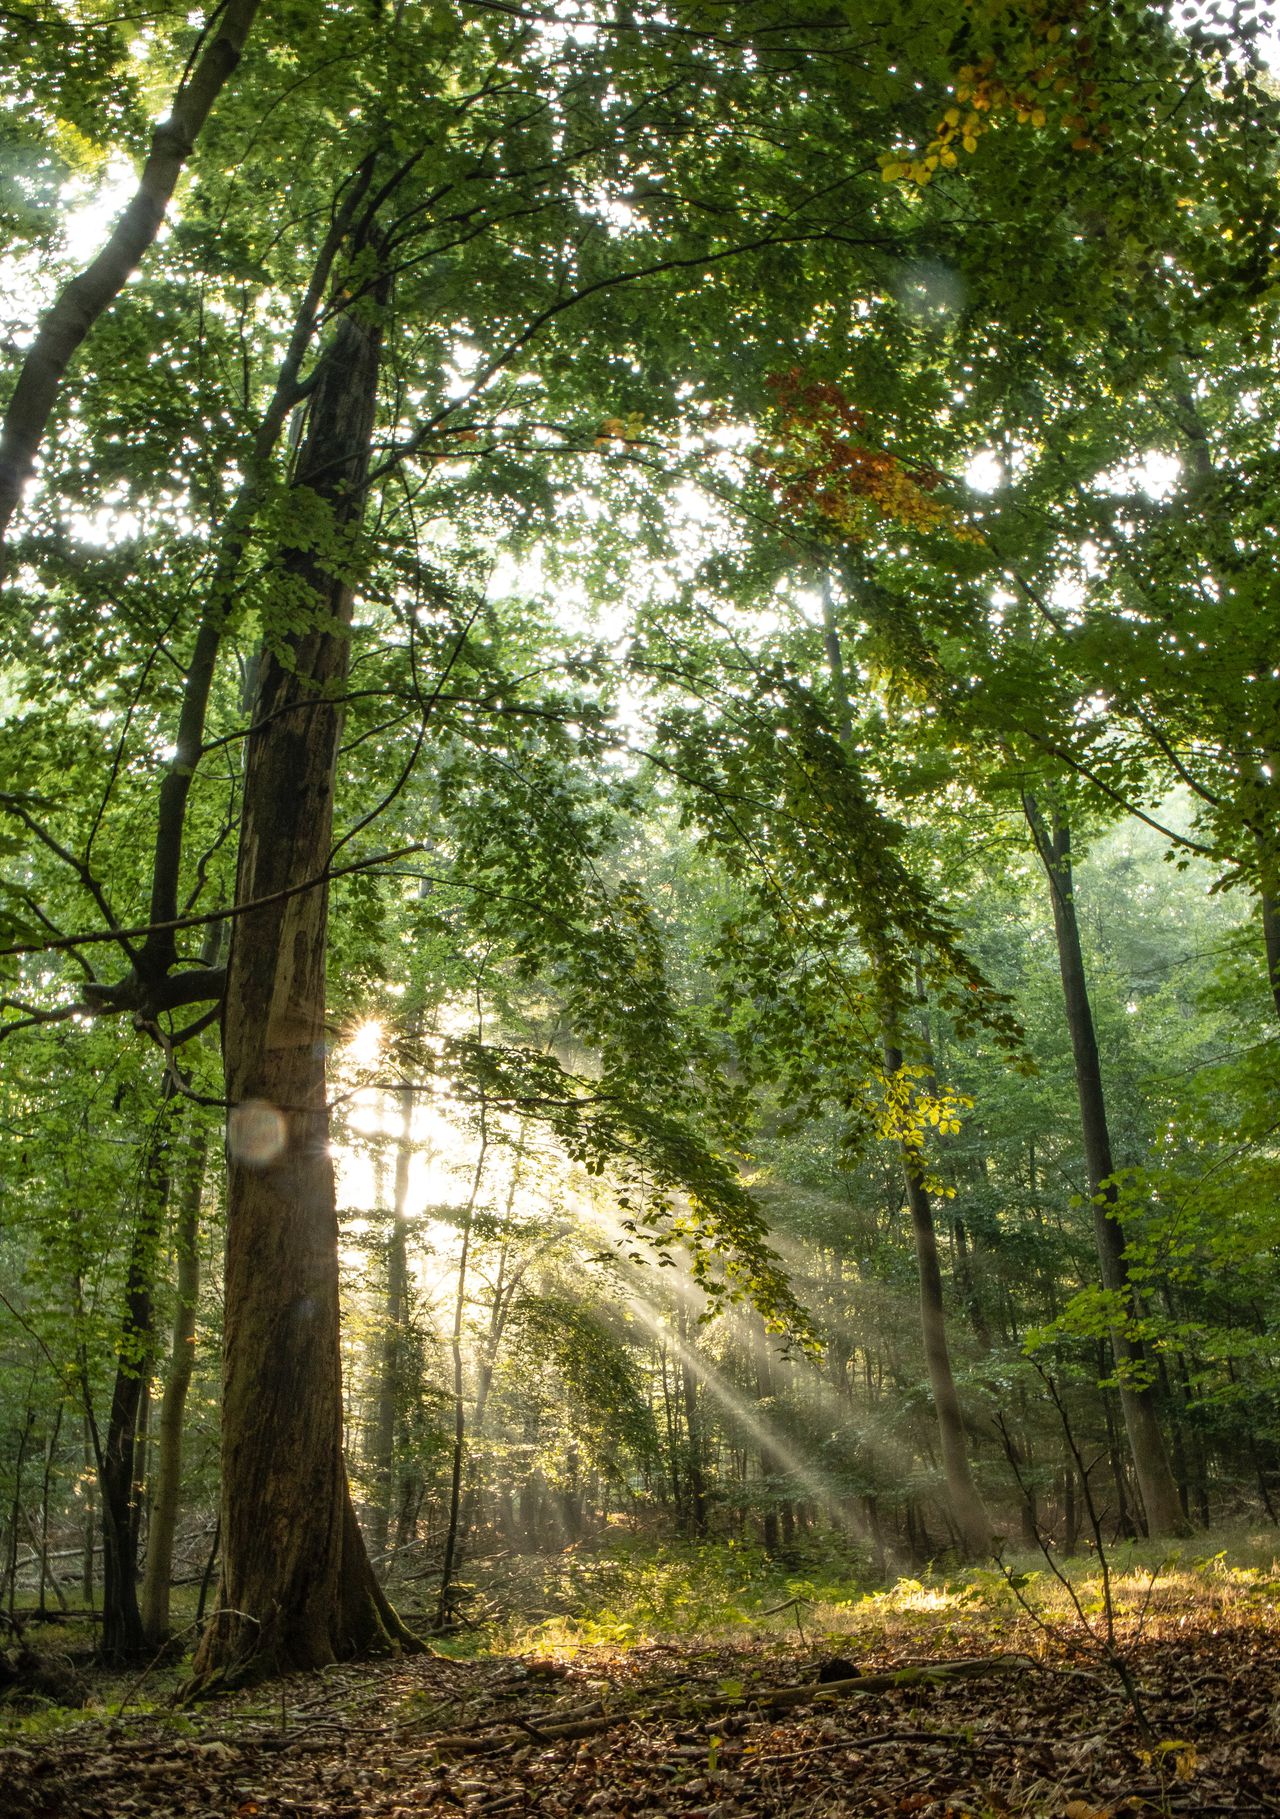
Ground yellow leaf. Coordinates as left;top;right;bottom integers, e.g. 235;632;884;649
881;161;904;181
962;134;979;153
1031;107;1047;126
944;107;961;127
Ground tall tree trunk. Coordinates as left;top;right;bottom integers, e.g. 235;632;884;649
821;578;992;1559
436;1106;488;1630
189;280;419;1687
141;1112;210;1644
1262;884;1280;1026
38;1402;67;1615
952;1217;992;1352
367;1085;414;1561
0;0;262;551
453;1130;530;1561
884;1041;994;1558
99;1099;173;1661
676;1302;707;1536
659;1340;682;1512
5;1404;35;1619
1023;793;1188;1538
752;1312;782;1552
80;1412;95;1606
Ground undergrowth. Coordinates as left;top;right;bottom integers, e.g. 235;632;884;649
442;1522;1280;1659
3;1522;1277;1728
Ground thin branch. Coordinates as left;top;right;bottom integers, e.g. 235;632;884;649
0;843;429;962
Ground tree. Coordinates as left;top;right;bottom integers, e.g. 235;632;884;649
1022;794;1188;1537
4;0;1279;1672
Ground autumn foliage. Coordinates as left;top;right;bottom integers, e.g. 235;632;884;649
880;0;1104;187
758;369;981;544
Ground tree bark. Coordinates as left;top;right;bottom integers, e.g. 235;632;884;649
820;577;992;1560
752;1312;783;1553
367;1086;414;1560
141;1113;209;1644
676;1302;708;1536
884;1042;994;1558
99;1098;173;1661
0;0;262;550
1262;884;1280;1027
189;278;419;1686
1023;793;1189;1538
436;1110;488;1629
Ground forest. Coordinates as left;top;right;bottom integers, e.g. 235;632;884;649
1;1;1279;1815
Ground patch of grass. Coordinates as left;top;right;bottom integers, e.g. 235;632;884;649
442;1522;1280;1661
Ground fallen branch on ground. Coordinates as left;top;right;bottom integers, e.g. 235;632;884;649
420;1653;1034;1757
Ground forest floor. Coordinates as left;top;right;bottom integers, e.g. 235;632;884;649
2;1532;1279;1818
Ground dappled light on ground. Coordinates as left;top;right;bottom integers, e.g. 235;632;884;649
4;1541;1279;1817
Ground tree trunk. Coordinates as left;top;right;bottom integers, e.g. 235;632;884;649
1262;884;1280;1027
436;1111;488;1629
80;1412;95;1606
677;1303;708;1536
99;1100;172;1661
189;280;419;1687
38;1402;67;1615
5;1406;34;1619
820;581;992;1560
141;1113;209;1644
885;1043;994;1559
367;1085;413;1560
752;1312;782;1553
453;1131;530;1561
1023;794;1189;1539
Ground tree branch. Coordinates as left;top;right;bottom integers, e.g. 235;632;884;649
0;0;263;550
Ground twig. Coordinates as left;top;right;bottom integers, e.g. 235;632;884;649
420;1655;1033;1757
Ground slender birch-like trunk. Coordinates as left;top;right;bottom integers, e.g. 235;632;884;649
1023;793;1188;1538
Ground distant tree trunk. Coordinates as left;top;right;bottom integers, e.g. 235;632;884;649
659;1340;682;1512
1023;793;1189;1539
454;1133;530;1560
752;1312;782;1552
951;1218;990;1352
885;1042;994;1559
190;276;419;1687
1101;1374;1138;1541
367;1085;414;1561
1262;883;1280;1026
676;1303;707;1536
820;580;992;1559
100;1098;173;1662
436;1107;488;1629
38;1402;67;1615
1062;1462;1080;1552
80;1413;95;1606
5;1405;35;1619
141;1111;210;1644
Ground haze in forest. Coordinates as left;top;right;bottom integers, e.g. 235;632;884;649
0;13;1277;1793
